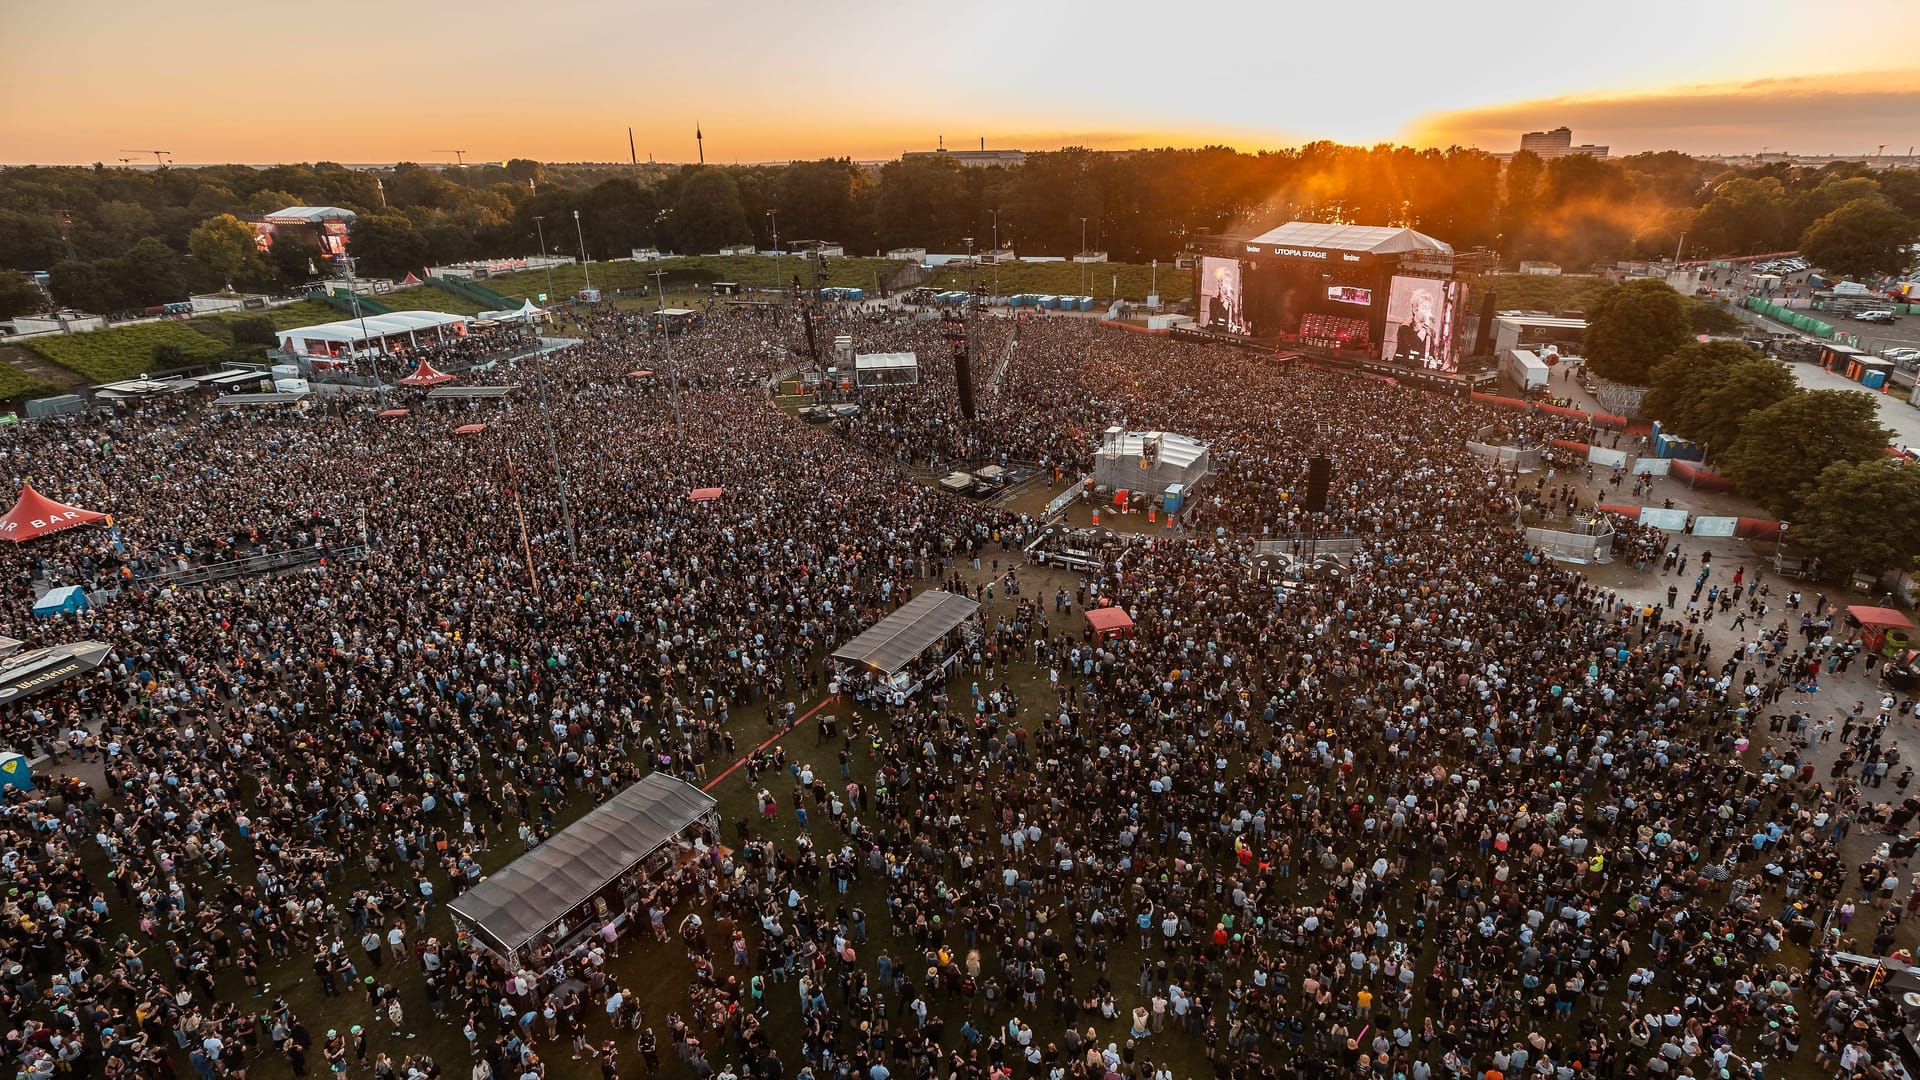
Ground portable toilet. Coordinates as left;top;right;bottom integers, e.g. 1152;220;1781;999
1077;296;1095;312
0;752;30;792
1039;295;1059;309
1162;483;1186;513
32;586;89;618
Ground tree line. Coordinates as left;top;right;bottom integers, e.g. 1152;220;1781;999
1589;281;1919;580
3;145;1917;318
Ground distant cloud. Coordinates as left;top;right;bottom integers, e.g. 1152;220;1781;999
1407;70;1920;156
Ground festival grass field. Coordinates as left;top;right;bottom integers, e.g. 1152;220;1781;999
19;320;234;383
929;260;1192;303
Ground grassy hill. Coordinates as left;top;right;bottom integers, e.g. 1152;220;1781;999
930;259;1190;303
20;321;234;384
477;255;909;302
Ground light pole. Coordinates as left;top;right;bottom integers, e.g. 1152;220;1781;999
1080;217;1088;295
651;268;686;435
533;216;557;306
989;209;1001;298
767;209;781;296
341;254;383;388
573;210;592;292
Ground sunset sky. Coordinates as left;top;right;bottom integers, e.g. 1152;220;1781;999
7;0;1918;165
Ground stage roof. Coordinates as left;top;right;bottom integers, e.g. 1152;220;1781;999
214;391;308;406
448;773;715;956
262;206;358;224
831;590;980;677
1240;222;1452;257
278;311;469;347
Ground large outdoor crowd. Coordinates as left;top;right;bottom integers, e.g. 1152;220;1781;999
0;303;1916;1080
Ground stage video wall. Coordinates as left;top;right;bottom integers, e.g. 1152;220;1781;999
1382;276;1463;374
1197;257;1249;335
1192;256;1464;371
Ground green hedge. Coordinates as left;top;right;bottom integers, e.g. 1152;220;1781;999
21;321;231;383
0;364;55;402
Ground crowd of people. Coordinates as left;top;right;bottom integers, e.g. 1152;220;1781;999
1;303;1916;1080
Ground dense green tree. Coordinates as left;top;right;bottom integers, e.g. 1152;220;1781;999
0;270;45;319
1582;279;1691;385
1688;358;1798;456
341;213;429;279
772;160;874;254
1799;196;1917;279
47;259;124;313
1685;299;1743;337
1691;178;1787;256
1791;459;1920;580
150;342;188;370
666;168;751;256
187;214;270;290
1721;389;1890;516
1640;339;1754;436
873;156;972;253
580;178;662;258
116;238;190;306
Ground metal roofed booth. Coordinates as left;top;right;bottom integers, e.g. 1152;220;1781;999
447;773;719;962
1093;427;1211;497
277;311;470;359
830;590;983;704
853;352;920;388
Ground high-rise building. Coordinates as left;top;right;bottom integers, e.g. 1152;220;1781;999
1518;127;1610;160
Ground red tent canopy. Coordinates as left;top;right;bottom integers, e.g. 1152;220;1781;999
1084;606;1136;640
377;408;410;419
0;484;107;543
627;370;656;378
689;487;725;502
399;361;456;387
1850;606;1915;631
452;423;488;435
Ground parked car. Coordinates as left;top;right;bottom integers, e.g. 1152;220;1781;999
1853;309;1897;323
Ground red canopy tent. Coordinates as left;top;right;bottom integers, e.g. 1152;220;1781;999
627;370;656;379
399;360;456;387
1849;605;1916;654
0;484;107;543
452;423;488;435
378;408;410;419
1084;606;1136;641
688;487;725;502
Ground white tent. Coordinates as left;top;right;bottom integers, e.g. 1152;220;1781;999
478;299;546;322
854;352;920;387
277;311;471;356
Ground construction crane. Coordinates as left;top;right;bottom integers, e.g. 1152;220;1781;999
119;149;171;168
433;149;470;167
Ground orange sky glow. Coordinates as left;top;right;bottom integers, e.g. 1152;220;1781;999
6;1;1917;165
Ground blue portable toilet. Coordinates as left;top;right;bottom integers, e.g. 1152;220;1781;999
1864;369;1888;389
0;752;31;792
1039;295;1059;309
32;586;88;618
845;288;864;302
1077;296;1095;312
1162;483;1186;513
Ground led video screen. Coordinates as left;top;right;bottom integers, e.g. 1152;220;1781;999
1326;285;1373;306
1383;276;1461;373
1198;257;1249;335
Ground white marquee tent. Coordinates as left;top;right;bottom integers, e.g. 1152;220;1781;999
277;311;470;357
